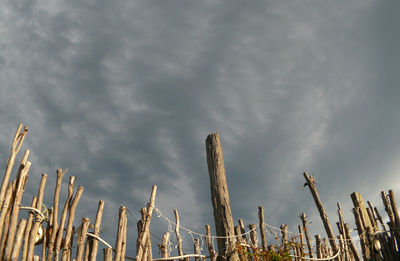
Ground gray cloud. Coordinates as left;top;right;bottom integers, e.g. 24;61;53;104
1;0;399;257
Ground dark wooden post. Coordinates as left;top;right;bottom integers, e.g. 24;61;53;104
258;206;267;251
300;213;313;258
206;133;239;261
303;173;338;253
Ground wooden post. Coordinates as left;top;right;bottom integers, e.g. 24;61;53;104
55;176;75;261
315;235;322;258
174;209;184;259
115;206;127;261
159;232;170;258
353;207;370;260
89;200;105;261
258;206;267;251
194;238;200;261
205;224;217;261
21;196;37;261
298;225;304;259
344;223;361;261
103;248;113;261
27;173;48;261
0;124;28;209
11;218;27;261
76;218;91;261
0;182;13;256
248;224;258;249
4;154;31;260
280;224;288;251
303;173;338;253
61;185;84;261
46;168;67;261
206;133;238;261
136;185;157;261
300;213;314;258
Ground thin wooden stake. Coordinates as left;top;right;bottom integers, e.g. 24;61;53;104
21;196;37;261
258;206;267;252
89;200;105;261
194;238;200;261
205;224;217;261
0;124;28;208
174;209;184;259
27;173;48;261
54;176;75;260
303;173;338;253
46;168;67;261
61;185;84;261
300;213;313;258
103;248;113;261
11;218;27;261
344;223;360;261
159;232;170;259
115;206;127;261
76;217;91;261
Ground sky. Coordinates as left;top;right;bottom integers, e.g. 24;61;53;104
1;0;400;258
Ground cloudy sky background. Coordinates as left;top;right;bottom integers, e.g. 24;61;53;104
1;0;400;257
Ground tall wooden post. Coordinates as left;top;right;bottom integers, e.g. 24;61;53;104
303;173;338;253
206;133;239;261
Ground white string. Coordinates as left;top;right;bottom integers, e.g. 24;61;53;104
290;248;341;261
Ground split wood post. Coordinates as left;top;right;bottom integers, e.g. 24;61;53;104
136;185;157;261
194;238;201;261
0;124;28;209
344;223;361;261
258;206;267;251
54;176;75;260
303;173;339;253
5;155;30;261
205;224;218;261
46;168;67;261
315;235;322;258
174;209;184;259
89;200;105;261
159;232;170;259
103;247;113;261
352;207;370;260
137;207;153;261
27;173;48;261
76;217;91;261
205;133;238;261
11;218;27;261
61;185;84;261
300;213;314;258
21;196;37;261
115;206;127;261
248;224;258;249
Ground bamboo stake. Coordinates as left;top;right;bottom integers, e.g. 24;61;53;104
103;248;113;261
89;200;105;261
300;213;313;258
0;124;28;209
4;155;31;260
27;173;48;261
46;168;67;261
11;218;27;261
21;197;37;261
55;176;75;260
258;206;267;252
61;185;84;261
76;218;91;261
174;209;184;259
303;173;338;253
115;206;127;261
136;185;157;261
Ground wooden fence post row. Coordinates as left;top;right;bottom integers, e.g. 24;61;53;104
2;125;400;260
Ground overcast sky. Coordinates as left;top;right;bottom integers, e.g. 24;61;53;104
1;0;400;258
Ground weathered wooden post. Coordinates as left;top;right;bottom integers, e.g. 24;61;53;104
206;133;239;261
303;173;338;253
